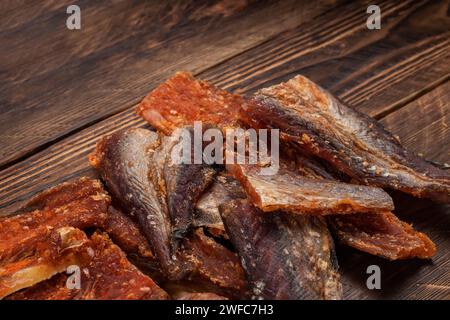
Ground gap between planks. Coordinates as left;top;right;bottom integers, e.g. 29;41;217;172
0;0;342;168
0;0;438;171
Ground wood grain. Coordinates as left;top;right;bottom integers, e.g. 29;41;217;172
0;0;449;300
0;0;338;168
339;81;450;300
340;198;450;300
381;82;450;164
202;0;450;117
0;0;448;214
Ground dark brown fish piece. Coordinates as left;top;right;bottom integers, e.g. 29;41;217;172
242;75;450;202
227;159;394;215
90;128;178;277
194;173;247;237
160;128;217;239
179;228;249;299
104;206;163;280
329;212;436;260
7;232;169;300
287;148;437;260
90;128;215;278
219;199;342;300
136;72;245;134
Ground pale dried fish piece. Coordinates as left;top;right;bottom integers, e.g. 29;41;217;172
243;75;450;202
227;157;394;215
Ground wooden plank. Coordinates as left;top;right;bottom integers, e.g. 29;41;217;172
380;82;450;164
340;198;450;300
0;0;69;31
201;0;450;118
1;87;447;301
0;0;447;215
340;81;450;300
0;0;449;300
0;0;337;167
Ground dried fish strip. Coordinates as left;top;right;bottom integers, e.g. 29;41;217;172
0;227;90;299
243;75;450;202
91;128;217;278
219;199;341;300
329;212;436;260
136;72;245;134
227;159;394;215
90;128;177;277
6;232;169;300
287;148;437;260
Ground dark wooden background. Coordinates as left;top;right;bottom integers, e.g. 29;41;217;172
0;0;448;300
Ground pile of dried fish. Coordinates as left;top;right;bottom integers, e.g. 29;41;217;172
1;72;448;300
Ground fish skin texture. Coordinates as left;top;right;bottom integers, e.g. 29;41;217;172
219;199;342;300
90;128;178;277
285;147;437;260
6;232;169;300
329;212;436;260
242;75;450;203
227;159;394;215
178;228;249;299
136;72;245;134
91;128;221;280
194;173;247;237
160;128;217;240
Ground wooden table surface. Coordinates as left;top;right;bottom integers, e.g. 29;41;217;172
0;0;449;300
